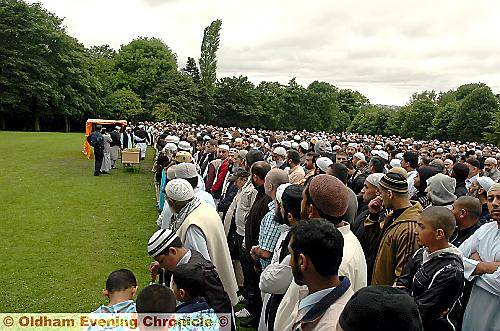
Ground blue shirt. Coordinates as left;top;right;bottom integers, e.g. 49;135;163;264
258;201;281;269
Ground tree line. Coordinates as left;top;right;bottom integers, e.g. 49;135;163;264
1;0;500;144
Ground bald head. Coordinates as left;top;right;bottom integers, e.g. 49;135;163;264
453;196;481;221
265;168;289;198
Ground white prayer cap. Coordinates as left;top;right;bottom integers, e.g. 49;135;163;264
178;141;191;151
166;165;177;180
366;173;384;187
291;142;299;150
390;158;401;168
488;182;500;193
235;137;243;143
175;163;197;179
477;176;495;192
436;148;444;153
172;136;180;144
496;153;500;159
375;145;383;150
348;142;358;148
282;141;292;149
276;183;292;204
378;151;389;161
299;142;309;151
203;135;211;141
165;178;194;202
115;126;121;130
485;157;497;165
332;145;342;151
444;159;454;165
273;146;287;157
316;157;333;172
294;135;301;141
218;144;230;152
147;229;179;257
165;143;177;152
353;152;365;162
165;135;176;143
258;138;265;143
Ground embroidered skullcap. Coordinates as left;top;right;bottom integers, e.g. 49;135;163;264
147;229;179;257
166;165;177;180
308;174;349;218
477;176;495;192
218;144;230;152
165;179;194;202
366;173;384;188
379;172;408;194
316;157;333;172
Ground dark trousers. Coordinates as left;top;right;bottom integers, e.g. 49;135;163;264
237;233;262;316
94;149;104;175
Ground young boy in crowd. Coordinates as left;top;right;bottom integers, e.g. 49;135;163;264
92;269;138;313
136;284;176;313
396;206;464;331
171;264;213;313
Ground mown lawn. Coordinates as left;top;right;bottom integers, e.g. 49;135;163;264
0;131;158;313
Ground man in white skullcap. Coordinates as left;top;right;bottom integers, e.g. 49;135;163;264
147;229;233;314
272;147;287;170
459;183;500;331
165;178;238;306
134;125;149;160
210;144;232;199
483;157;500;182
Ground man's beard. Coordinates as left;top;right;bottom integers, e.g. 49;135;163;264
292;259;305;286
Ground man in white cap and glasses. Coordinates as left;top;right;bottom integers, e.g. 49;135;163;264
459;183;500;331
164;178;238;307
147;229;233;314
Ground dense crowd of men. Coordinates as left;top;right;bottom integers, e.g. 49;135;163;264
90;122;500;331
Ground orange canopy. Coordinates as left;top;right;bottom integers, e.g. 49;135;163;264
83;119;128;159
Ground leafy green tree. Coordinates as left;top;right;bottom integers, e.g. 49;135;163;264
213;76;261;127
430;102;458;140
338;89;370;121
105;89;144;121
113;37;177;100
402;91;438;139
450;85;499;142
145;71;200;123
348;105;391;135
199;19;222;96
182;57;200;85
256;81;286;130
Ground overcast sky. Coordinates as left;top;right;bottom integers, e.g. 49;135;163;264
27;0;500;105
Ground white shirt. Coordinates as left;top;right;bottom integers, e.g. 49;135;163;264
260;225;292;295
407;170;418;198
184;225;211;262
459;221;500;296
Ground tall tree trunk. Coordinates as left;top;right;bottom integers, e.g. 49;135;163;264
34;113;40;132
0;112;5;130
64;115;70;133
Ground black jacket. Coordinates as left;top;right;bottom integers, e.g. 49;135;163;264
176;297;211;313
188;250;232;313
397;247;464;331
454;181;468;198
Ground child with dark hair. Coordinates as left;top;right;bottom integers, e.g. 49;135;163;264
172;264;213;313
92;269;137;313
136;284;176;313
397;206;464;331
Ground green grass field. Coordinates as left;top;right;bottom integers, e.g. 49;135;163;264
0;131;158;313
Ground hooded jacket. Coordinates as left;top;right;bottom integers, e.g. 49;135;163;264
397;246;465;331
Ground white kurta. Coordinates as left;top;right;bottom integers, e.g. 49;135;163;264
459;221;500;331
